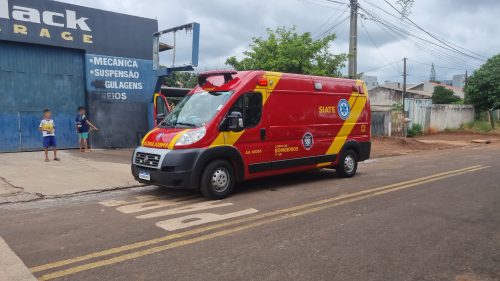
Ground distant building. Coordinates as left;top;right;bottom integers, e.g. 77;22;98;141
408;82;464;99
361;75;379;90
452;74;466;88
441;80;453;86
380;81;416;90
369;85;431;111
383;82;402;89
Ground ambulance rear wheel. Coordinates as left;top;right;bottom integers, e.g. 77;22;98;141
336;149;358;178
200;160;235;199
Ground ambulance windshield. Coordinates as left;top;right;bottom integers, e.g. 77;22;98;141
161;91;233;128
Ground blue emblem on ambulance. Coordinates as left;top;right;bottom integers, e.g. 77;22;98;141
302;132;314;150
338;99;350;120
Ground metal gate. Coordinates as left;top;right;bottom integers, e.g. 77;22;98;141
407;98;432;133
371;111;391;136
0;41;85;152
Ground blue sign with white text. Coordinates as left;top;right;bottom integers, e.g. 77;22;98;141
86;54;155;103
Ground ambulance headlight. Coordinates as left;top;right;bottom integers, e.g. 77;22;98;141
175;127;206;146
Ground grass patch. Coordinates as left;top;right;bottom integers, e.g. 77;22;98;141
407;124;423;137
459;121;500;134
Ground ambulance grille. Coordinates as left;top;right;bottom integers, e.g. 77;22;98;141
135;152;161;168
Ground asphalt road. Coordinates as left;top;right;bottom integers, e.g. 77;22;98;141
0;144;499;281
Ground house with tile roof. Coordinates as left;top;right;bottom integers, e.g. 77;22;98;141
408;82;464;99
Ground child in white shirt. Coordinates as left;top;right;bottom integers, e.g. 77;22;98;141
39;109;60;162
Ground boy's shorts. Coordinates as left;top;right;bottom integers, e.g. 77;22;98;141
43;136;57;148
78;132;89;139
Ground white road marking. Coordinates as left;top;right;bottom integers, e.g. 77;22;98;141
99;195;158;207
116;197;200;214
361;159;379;164
99;195;260;232
156;209;259;231
136;201;234;219
0;237;37;281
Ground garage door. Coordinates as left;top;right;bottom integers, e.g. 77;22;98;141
0;41;85;152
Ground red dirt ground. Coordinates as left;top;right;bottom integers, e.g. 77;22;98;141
371;133;500;158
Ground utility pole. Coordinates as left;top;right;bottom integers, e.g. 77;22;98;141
402;57;408;137
348;0;358;79
464;70;468;88
403;57;407;112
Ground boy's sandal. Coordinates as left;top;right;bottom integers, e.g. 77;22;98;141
45;159;49;162
54;158;61;161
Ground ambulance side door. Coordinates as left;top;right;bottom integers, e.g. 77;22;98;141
223;91;270;172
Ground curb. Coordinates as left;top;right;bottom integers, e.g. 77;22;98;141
0;184;146;206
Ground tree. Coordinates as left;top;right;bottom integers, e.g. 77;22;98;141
225;26;348;77
164;72;198;88
465;54;500;128
432;85;461;104
396;0;415;18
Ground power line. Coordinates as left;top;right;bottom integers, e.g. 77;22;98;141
359;0;484;70
361;60;400;73
302;0;348;8
382;0;485;61
362;0;484;63
314;15;350;39
406;58;470;71
312;4;350;38
304;0;484;79
367;18;478;76
320;0;349;5
361;8;458;59
359;7;479;69
359;18;400;74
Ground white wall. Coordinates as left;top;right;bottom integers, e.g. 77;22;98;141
429;105;475;132
369;87;401;109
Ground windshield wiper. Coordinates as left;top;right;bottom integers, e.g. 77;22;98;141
160;122;175;128
174;122;197;128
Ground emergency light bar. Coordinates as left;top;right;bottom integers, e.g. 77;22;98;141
198;70;238;86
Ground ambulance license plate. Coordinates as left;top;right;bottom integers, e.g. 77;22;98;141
138;170;150;181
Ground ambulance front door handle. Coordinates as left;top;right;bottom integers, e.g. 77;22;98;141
260;128;266;141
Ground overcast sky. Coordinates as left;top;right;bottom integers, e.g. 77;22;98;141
60;0;500;84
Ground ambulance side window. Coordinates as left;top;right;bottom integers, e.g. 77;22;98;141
156;96;167;115
229;92;262;128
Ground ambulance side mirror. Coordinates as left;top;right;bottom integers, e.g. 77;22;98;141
222;111;244;132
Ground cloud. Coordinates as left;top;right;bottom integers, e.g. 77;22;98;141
59;0;499;83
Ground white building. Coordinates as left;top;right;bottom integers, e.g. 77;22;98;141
408;82;464;99
361;74;379;90
452;74;466;88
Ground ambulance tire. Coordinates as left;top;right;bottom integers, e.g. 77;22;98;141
336;149;358;178
200;159;236;200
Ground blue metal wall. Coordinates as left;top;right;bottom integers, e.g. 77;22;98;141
0;41;85;152
84;54;155;148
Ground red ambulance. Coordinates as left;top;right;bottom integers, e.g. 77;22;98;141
132;70;371;199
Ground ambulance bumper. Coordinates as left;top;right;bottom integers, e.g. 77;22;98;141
359;141;371;161
131;146;203;189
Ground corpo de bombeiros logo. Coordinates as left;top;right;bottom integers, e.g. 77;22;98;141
302;132;314;150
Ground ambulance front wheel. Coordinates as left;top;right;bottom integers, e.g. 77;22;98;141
200;159;236;199
336;149;358;178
